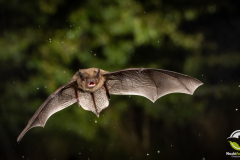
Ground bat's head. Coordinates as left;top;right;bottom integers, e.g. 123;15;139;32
77;68;105;92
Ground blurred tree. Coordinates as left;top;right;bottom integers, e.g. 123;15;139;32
0;0;240;159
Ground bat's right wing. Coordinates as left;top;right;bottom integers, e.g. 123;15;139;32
17;81;77;142
104;68;203;102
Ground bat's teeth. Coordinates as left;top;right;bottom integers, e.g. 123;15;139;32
88;82;96;87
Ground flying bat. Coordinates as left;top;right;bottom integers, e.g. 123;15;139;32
17;68;203;142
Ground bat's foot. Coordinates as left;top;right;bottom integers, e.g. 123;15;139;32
77;99;81;107
93;111;99;118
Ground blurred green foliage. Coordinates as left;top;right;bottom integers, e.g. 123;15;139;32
0;0;240;159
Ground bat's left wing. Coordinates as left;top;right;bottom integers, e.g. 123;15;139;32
17;81;77;142
104;68;203;102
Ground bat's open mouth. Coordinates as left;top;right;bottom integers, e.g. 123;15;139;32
88;82;96;87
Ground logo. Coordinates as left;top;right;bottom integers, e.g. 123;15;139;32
227;130;240;151
226;130;240;158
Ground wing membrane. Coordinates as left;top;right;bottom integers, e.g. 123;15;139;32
78;86;109;117
104;68;203;102
17;82;77;142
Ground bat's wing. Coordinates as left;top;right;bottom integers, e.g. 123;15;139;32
17;81;77;142
104;68;203;102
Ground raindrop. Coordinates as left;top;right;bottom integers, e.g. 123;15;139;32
199;134;201;136
203;158;205;160
70;25;72;27
239;85;240;87
91;51;92;52
37;88;39;90
147;153;149;156
49;38;51;40
63;71;66;73
62;42;64;43
95;120;97;123
236;109;238;111
202;74;203;76
157;150;160;153
79;153;81;154
39;26;40;27
22;156;24;158
171;145;172;147
144;11;146;14
94;54;96;56
45;86;47;88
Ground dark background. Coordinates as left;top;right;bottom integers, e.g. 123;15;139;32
0;0;240;159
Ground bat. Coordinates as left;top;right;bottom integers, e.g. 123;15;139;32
17;68;203;142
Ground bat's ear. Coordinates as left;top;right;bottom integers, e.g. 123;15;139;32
78;71;86;81
96;68;100;79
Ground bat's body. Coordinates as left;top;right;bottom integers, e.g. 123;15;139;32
17;68;203;142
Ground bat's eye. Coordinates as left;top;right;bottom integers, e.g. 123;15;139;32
88;81;96;87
